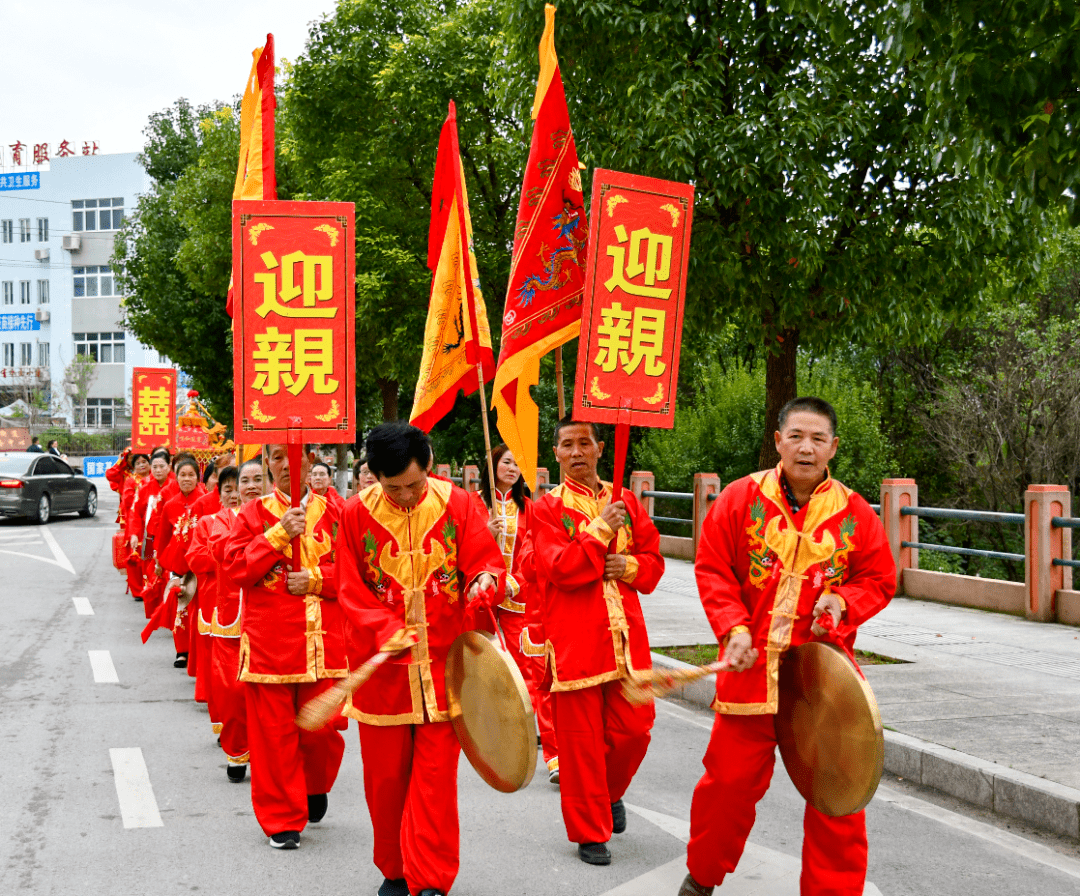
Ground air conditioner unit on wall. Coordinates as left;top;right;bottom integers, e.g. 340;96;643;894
61;235;81;251
34;248;49;261
34;309;50;323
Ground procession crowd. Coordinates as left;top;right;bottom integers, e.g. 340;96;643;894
102;398;895;896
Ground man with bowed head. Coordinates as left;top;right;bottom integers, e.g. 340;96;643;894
531;416;665;867
679;397;895;896
335;422;504;896
224;443;348;850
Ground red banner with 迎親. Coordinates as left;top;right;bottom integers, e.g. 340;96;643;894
232;200;356;444
131;367;177;452
573;169;694;430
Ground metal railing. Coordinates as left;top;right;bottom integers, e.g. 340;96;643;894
900;506;1025;563
1051;516;1080;569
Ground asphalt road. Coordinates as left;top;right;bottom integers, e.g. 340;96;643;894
3;499;1080;896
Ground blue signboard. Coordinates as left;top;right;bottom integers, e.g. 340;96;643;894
83;456;118;478
0;313;40;332
0;172;41;191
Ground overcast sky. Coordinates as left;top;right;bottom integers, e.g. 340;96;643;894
1;0;339;167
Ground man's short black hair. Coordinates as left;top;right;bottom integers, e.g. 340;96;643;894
552;414;601;447
217;465;239;492
365;423;432;479
777;397;838;436
30;436;39;444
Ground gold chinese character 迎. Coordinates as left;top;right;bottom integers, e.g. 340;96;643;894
593;303;667;377
254;251;337;318
604;225;673;299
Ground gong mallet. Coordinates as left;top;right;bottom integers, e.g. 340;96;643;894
295;651;393;731
622;659;734;705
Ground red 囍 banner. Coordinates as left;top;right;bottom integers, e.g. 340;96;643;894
573;169;694;428
232;200;356;444
131;367;177;451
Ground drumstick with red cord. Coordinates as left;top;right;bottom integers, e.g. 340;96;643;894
295;651;393;731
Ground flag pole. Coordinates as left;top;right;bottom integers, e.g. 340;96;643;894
554;346;566;419
475;357;498;499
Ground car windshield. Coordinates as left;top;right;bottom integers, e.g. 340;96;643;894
0;456;32;477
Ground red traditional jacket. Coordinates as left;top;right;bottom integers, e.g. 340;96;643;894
318;486;345;514
106;449;131;494
129;473;175;551
187;512;220;636
531;478;665;691
208;507;242;638
224;489;346;683
193;489;221;517
469;490;534;612
121;474;149;540
336;477;504;726
156;488;203;575
697;464;895;715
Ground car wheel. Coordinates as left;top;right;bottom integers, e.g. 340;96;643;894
79;488;98;518
36;493;51;525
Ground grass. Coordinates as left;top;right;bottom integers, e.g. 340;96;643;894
652;644;908;667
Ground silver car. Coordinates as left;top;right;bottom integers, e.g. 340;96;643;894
0;452;98;524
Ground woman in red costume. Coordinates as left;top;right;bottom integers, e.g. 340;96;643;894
121;454;151;601
308;461;344;511
153;456;204;668
187;465;240;735
129;451;175;617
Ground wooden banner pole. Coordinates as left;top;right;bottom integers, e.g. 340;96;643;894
287;417;304;573
475;358;498;500
610;398;632;502
555;346;566;419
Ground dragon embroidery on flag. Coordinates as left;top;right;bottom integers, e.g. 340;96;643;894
516;200;586;308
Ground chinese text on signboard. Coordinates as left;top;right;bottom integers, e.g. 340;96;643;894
232;200;356;444
573;169;694;429
131;368;177;451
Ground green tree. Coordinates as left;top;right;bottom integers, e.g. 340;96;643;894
890;1;1080;221
282;0;523;422
503;0;1054;467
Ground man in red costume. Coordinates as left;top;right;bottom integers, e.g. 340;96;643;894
531;416;665;867
679;397;896;896
336;422;503;896
224;444;347;850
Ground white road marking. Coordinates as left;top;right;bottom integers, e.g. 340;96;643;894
0;532;42;543
72;597;94;615
109;748;164;829
613;804;881;895
875;783;1080;880
88;650;119;683
39;527;75;574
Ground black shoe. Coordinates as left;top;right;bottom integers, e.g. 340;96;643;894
417;890;445;896
269;830;300;849
307;793;328;823
377;879;408;896
677;872;715;896
173;652;188;668
226;764;247;783
578;842;611;866
611;798;626;834
133;596;143;602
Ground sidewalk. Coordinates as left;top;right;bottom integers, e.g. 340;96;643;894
645;558;1080;841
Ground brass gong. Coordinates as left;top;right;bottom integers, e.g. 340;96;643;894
177;571;198;608
776;641;884;817
446;630;537;793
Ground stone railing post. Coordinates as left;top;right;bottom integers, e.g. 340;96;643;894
880;478;918;590
630;471;655;516
536;467;550;491
692;473;722;558
436;463;452;480
462;464;480;494
1025;485;1071;622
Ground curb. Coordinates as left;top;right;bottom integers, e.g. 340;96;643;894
650;651;1080;841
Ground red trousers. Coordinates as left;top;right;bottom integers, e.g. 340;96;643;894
498;608;556;765
142;562;164;619
191;623;213;709
552;679;654;844
687;712;868;895
245;679;346;836
125;555;143;600
358;721;461;895
212;638;247;762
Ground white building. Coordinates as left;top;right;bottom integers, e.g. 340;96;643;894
0;152;167;428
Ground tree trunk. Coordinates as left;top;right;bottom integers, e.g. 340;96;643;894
378;377;399;422
334;444;350;495
758;328;799;470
